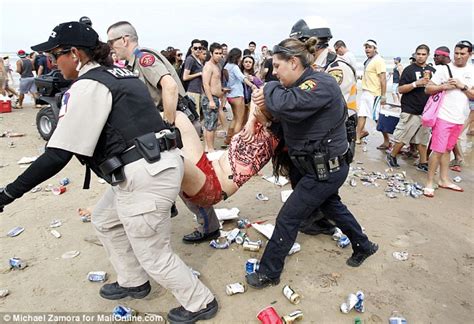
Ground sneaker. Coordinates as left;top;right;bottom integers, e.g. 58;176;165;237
346;242;378;267
416;163;428;173
246;271;280;289
167;298;218;323
99;281;151;300
386;153;400;168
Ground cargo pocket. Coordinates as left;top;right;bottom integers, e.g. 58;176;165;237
144;153;181;177
119;200;160;238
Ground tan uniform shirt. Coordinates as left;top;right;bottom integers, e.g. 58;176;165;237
47;62;112;156
128;47;185;107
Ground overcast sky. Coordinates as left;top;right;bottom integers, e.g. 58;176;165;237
0;0;472;58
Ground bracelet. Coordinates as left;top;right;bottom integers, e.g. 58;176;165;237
412;82;417;88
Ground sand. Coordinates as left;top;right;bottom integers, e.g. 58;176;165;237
0;104;473;323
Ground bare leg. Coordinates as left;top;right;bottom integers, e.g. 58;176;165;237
417;144;428;164
203;129;215;153
426;152;442;189
18;93;25;107
356;116;367;143
438;152;452;186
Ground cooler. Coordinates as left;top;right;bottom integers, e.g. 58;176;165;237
0;99;12;113
376;105;401;134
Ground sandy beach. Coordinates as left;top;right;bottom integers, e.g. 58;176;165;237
0;103;473;323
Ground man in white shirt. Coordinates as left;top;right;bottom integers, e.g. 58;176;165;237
334;40;357;69
424;40;474;197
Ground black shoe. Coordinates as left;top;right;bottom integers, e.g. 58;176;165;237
416;163;428;173
246;272;280;289
386;153;400;168
299;218;336;236
346;242;379;267
171;203;179;218
167;298;218;323
182;229;220;244
99;281;151;300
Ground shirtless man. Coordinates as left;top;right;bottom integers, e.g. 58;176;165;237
201;43;224;152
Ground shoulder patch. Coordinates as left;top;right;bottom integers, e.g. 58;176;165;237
139;54;155;67
328;69;344;85
299;79;317;91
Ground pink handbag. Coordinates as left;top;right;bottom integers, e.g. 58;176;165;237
421;65;452;128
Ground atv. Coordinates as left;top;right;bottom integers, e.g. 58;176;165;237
34;70;71;140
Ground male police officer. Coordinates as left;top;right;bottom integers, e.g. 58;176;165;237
107;21;221;244
289;18;358;236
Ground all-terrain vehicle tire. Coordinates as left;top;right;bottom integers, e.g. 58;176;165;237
36;106;57;140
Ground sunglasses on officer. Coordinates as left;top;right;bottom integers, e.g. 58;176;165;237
107;35;130;47
48;48;72;63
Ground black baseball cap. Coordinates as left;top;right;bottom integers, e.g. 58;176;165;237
31;21;98;52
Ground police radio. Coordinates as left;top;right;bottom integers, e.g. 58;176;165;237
312;151;329;181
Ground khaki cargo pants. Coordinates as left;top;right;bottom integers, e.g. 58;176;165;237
92;150;214;312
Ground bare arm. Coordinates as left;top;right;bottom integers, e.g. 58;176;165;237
379;72;387;103
425;80;455;95
16;60;22;74
159;75;179;124
182;69;202;81
399;78;430;94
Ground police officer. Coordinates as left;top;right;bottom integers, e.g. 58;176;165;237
289;18;359;236
107;21;221;244
246;37;378;289
0;22;217;322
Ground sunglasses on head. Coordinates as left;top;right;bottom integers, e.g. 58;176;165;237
49;48;72;62
456;40;472;51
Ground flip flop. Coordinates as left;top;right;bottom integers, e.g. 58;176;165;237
360;131;369;139
377;144;390;150
423;188;435;198
438;183;464;192
450;165;462;172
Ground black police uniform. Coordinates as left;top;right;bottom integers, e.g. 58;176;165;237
257;68;373;280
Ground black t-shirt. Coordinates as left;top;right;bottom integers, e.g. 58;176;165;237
399;63;436;115
264;58;278;82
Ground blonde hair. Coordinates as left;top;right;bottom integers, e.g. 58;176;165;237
274;37;319;67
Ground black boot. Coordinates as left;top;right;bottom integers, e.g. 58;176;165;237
246;272;280;289
167;298;218;323
346;242;379;267
299;217;336;236
99;281;151;300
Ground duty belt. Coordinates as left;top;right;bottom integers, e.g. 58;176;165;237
120;134;177;165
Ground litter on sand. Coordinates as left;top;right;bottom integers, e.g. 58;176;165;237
215;208;240;221
262;175;289;187
280;190;293;203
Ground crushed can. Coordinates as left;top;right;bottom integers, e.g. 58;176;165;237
243;239;262;252
337;235;351;248
59;177;70;186
245;258;259;274
389;311;407;324
225;282;247;295
209;238;230;249
282;285;301;304
226;228;241;243
237;218;251;229
81;215;91;223
235;231;247;245
52;185;67;195
9;257;27;270
88;271;108;282
7;226;25;237
257;306;282;324
281;310;303;324
354;291;365;313
340;293;358;313
112;305;136;319
288;243;301;256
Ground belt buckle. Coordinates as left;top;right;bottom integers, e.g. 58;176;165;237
328;157;340;173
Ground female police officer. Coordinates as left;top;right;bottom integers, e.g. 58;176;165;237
246;37;378;289
0;22;217;323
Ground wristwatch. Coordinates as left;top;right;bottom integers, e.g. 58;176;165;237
461;85;469;91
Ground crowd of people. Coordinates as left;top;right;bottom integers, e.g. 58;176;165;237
0;16;472;323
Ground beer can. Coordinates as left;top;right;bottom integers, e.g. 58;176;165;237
52;186;67;195
340;293;358;313
245;258;259;274
288;243;301;256
354;290;365;313
225;282;247;295
237;218;251;229
59;177;70;186
7;226;24;237
209;239;230;249
337;235;351;248
81;215;91;223
112;305;136;319
87;271;108;282
281;310;304;324
226;228;241;243
235;232;247;245
9;257;27;270
332;227;343;241
243;239;262;252
282;285;301;304
423;70;431;79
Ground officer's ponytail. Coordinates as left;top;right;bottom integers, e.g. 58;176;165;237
274;38;314;68
79;41;113;67
304;37;318;56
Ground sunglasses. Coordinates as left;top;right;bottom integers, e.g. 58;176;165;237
107;35;129;47
49;48;72;62
176;53;183;57
193;46;204;51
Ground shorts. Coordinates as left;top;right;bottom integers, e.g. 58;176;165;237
227;96;242;104
358;90;381;120
392;83;399;93
393;113;430;145
430;118;463;153
186;92;201;117
182;153;223;207
201;95;219;131
19;77;37;94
